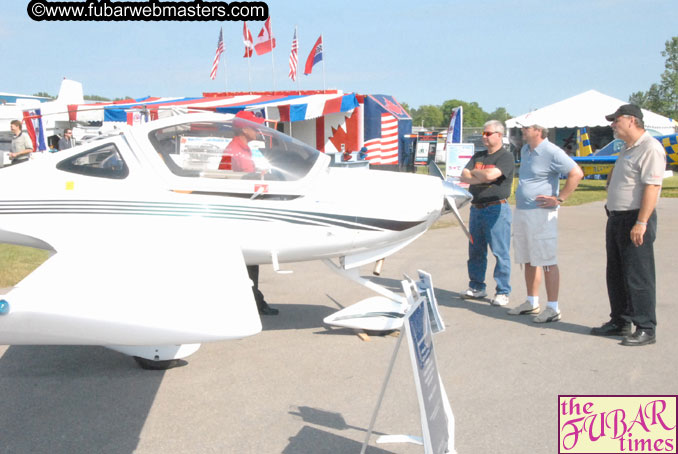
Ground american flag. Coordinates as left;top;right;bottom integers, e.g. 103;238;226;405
288;28;298;81
243;22;254;58
364;113;399;165
210;28;224;80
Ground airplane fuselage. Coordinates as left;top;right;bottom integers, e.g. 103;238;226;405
0;113;469;361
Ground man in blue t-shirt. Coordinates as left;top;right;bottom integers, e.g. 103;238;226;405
507;122;583;323
459;120;515;307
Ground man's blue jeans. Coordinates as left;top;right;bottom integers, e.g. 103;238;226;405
467;202;512;295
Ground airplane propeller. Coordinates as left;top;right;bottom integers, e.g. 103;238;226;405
428;161;473;243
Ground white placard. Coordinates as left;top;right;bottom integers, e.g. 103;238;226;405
445;143;474;180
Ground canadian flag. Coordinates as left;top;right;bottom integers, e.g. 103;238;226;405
243;22;254;58
254;18;276;56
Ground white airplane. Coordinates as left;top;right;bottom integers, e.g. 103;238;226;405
0;112;471;369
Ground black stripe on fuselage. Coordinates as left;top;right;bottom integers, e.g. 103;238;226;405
0;200;425;232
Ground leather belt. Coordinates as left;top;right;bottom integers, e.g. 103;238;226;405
472;199;507;209
606;208;639;217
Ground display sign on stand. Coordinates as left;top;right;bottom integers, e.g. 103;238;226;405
360;274;456;454
445;143;474;182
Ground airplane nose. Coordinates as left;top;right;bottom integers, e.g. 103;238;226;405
426;161;472;211
441;179;473;242
426;161;472;241
442;180;472;211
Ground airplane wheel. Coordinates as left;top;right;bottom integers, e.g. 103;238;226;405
133;356;186;370
364;329;398;337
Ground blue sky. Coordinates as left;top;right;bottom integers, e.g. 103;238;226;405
1;0;677;117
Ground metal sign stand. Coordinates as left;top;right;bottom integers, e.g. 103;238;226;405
360;275;456;454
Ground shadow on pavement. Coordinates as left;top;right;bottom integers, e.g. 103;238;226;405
0;345;163;454
435;287;597;336
283;426;394;454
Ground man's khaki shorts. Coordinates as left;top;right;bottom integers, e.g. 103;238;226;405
513;208;558;266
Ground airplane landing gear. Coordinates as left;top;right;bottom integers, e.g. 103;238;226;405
107;344;201;370
133;356;186;370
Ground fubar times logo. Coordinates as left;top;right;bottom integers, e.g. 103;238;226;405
559;395;677;453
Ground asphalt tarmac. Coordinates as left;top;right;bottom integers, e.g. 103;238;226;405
1;198;676;454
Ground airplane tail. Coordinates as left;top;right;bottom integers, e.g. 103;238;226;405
660;133;678;165
55;79;84;105
577;127;593;157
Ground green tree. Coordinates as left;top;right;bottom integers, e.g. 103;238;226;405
629;36;678;119
488;107;511;123
84;94;111;102
629;84;665;114
659;37;678;118
412;105;443;128
406;100;512;129
32;92;54;99
441;99;488;127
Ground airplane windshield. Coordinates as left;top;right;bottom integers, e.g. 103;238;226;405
148;119;323;181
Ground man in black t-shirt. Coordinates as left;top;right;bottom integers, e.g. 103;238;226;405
459;120;515;306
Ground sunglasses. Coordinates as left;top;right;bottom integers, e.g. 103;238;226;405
482;131;499;137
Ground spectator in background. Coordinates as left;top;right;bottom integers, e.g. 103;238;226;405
591;105;665;346
9;120;33;165
507;122;583;323
58;128;75;151
459;120;515;307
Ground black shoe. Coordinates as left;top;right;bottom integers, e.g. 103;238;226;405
590;320;632;336
258;303;279;316
621;329;656;346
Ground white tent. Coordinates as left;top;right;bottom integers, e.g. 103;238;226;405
506;90;677;134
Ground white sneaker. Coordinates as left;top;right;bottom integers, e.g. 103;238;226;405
533;306;561;323
462;288;487;299
507;300;540;315
491;294;509;306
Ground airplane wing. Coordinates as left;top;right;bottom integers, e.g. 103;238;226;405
572;156;618;165
0;221;262;346
572;155;617;177
659;133;678;165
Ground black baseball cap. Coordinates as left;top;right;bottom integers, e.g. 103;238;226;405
605;104;643;121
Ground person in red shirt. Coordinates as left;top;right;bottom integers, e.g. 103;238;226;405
219;111;279;315
219;124;258;172
219;111;265;172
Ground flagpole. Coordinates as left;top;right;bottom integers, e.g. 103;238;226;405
295;26;301;94
247;56;252;93
244;21;252;93
321;34;326;92
270;20;277;91
224;40;228;92
271;51;277;91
